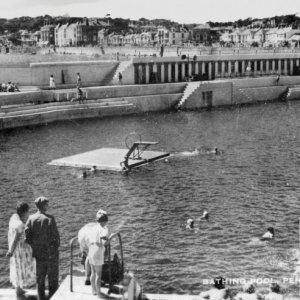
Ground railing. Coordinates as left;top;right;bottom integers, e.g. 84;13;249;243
69;236;78;292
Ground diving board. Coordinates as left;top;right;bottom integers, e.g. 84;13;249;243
49;147;170;172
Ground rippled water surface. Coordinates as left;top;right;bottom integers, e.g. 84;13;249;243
0;101;299;294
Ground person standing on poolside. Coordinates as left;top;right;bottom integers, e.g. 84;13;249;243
6;202;36;297
49;75;56;90
86;209;118;298
25;196;60;300
76;72;81;88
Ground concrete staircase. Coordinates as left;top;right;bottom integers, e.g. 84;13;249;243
112;59;133;81
237;88;254;104
0;98;134;117
176;81;201;109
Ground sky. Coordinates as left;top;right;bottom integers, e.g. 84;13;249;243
1;0;300;23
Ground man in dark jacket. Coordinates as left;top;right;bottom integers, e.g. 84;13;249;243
25;196;60;300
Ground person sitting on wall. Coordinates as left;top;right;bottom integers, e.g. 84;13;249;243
7;82;14;92
12;83;20;92
71;87;84;104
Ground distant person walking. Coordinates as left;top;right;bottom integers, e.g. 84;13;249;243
76;72;81;88
25;196;60;300
276;74;280;85
49;75;56;90
118;72;123;85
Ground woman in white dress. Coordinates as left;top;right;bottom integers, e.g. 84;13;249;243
87;209;117;298
6;202;36;296
49;74;56;89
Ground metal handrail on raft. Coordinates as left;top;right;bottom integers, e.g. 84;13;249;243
69;233;124;293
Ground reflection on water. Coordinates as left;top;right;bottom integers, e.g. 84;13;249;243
0;101;300;294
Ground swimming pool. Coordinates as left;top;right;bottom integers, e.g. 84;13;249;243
0;101;299;294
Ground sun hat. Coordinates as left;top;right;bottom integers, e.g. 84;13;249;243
96;209;108;222
34;196;49;205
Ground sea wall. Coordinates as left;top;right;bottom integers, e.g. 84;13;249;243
0;83;185;105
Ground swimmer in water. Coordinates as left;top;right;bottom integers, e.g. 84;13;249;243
82;171;88;178
185;210;209;230
186;219;195;229
261;227;275;241
196;210;209;221
89;166;97;174
214;148;221;155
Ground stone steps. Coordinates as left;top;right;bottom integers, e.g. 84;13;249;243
233;85;287;104
177;81;202;109
2;100;133;117
112;59;133;80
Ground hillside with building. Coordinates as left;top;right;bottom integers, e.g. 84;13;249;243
0;13;300;51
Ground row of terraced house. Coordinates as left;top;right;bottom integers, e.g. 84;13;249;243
220;27;300;47
36;19;300;48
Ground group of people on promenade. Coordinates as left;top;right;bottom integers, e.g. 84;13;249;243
0;82;20;92
6;197;116;299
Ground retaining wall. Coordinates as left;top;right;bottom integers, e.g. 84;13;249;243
0;83;186;104
185;81;232;109
0;91;53;106
183;76;300;109
0;61;118;86
85;83;185;100
0;104;136;130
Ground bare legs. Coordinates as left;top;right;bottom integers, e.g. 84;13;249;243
85;256;91;284
90;264;103;298
15;286;25;296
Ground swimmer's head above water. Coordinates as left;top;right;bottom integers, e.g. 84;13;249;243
261;227;275;240
202;210;209;220
186;218;194;229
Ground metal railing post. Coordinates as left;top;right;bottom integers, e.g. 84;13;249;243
70;237;78;292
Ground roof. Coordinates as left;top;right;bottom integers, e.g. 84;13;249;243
193;24;211;30
288;33;300;41
41;25;55;30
